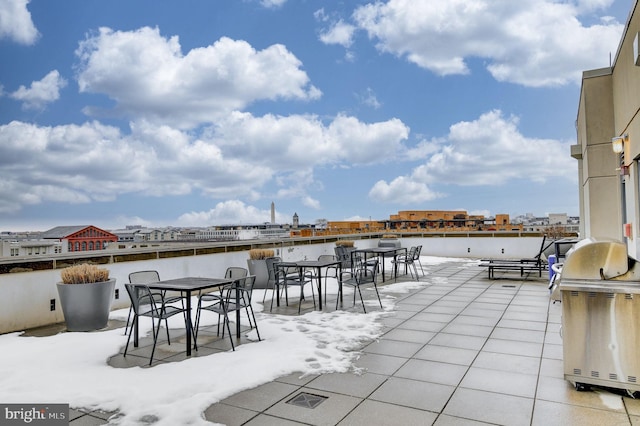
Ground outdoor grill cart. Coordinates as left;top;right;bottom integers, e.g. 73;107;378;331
556;239;640;396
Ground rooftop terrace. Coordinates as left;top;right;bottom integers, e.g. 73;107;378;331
8;256;640;426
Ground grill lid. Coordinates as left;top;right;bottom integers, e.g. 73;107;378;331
560;239;629;280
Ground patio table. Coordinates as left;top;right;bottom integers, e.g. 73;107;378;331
135;277;233;356
351;247;407;282
276;259;342;310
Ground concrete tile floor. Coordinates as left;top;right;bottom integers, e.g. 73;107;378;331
62;260;640;425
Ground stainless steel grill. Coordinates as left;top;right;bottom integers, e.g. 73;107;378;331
557;239;640;395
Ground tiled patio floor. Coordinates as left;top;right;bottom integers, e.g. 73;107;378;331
68;260;640;425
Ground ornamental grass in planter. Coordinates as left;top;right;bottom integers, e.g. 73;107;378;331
57;263;116;332
248;249;275;260
60;263;110;284
335;240;355;247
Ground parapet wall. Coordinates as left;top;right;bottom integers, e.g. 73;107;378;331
0;232;547;334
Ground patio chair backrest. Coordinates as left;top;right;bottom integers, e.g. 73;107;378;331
355;259;378;284
406;246;418;261
334;246;351;268
265;257;282;281
129;270;160;284
125;283;158;316
414;245;422;260
225;267;248;279
227;275;256;303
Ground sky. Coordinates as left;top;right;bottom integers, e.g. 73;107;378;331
0;0;633;232
0;256;471;425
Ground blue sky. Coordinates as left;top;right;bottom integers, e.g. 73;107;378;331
0;0;632;231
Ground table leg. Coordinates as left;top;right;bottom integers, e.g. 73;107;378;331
317;266;323;310
339;264;343;305
134;315;139;347
185;291;192;356
236;288;241;339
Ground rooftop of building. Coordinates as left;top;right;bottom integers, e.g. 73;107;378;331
5;256;639;425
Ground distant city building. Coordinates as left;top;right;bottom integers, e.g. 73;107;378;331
41;225;117;252
0;232;62;257
0;210;580;258
319;210;578;236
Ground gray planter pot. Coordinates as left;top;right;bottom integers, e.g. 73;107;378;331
247;259;269;288
56;279;116;332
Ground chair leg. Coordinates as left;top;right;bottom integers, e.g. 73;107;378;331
269;282;279;312
123;315;136;356
221;309;235;351
242;294;254;328
149;317;162;365
247;305;261;341
194;299;203;342
373;282;383;309
356;286;366;313
124;306;133;335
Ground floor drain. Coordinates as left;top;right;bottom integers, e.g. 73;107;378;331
502;285;516;288
286;392;328;409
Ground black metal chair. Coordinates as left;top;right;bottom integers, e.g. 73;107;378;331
392;246;419;279
123;283;189;365
272;262;315;314
195;266;248;325
264;256;282;304
225;266;248;280
194;276;261;350
338;258;382;313
316;254;338;302
414;245;425;276
124;270;183;335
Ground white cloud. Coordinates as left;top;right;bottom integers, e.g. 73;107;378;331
211;111;409;168
177;200;285;226
0;112;410;213
75;27;321;128
369;176;443;204
353;0;623;86
369;109;576;204
260;0;287;8
0;0;39;45
420;109;576;184
358;87;382;109
573;0;614;13
10;70;67;110
302;196;321;210
319;19;356;47
0;120;269;213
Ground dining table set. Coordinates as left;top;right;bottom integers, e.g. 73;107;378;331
125;245;409;364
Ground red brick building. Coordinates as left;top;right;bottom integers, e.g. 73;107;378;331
41;225;117;252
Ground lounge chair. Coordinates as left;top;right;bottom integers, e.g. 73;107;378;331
478;236;553;279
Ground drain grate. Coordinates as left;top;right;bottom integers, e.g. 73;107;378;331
502;285;516;288
286;392;328;409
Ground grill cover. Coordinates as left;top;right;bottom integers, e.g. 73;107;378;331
560;239;628;280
